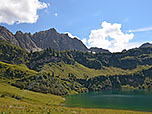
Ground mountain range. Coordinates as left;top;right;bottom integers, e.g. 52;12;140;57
1;25;152;53
0;25;112;53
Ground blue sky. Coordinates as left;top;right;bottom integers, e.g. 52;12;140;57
0;0;152;52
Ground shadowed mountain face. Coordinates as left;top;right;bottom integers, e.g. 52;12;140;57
140;42;152;48
89;47;110;53
0;26;88;52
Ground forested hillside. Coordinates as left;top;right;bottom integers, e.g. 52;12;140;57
1;39;152;96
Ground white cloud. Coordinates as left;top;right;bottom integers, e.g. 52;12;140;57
65;32;80;39
54;13;58;16
129;27;152;33
81;38;87;45
88;21;137;52
0;0;48;25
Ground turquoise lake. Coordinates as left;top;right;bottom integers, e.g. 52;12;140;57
64;90;152;112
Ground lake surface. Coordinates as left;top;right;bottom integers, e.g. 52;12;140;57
64;90;152;112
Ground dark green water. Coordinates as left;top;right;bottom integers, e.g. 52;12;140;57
64;90;152;112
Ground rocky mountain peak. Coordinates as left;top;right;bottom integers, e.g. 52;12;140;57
48;28;57;32
15;31;23;35
31;28;88;51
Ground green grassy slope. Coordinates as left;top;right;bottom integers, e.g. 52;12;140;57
40;61;152;79
0;83;63;106
0;61;37;81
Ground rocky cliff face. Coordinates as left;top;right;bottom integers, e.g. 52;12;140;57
15;31;41;52
0;26;19;45
0;26;88;52
32;28;88;51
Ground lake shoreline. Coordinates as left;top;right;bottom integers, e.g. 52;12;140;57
63;90;152;113
60;104;152;113
62;97;152;113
